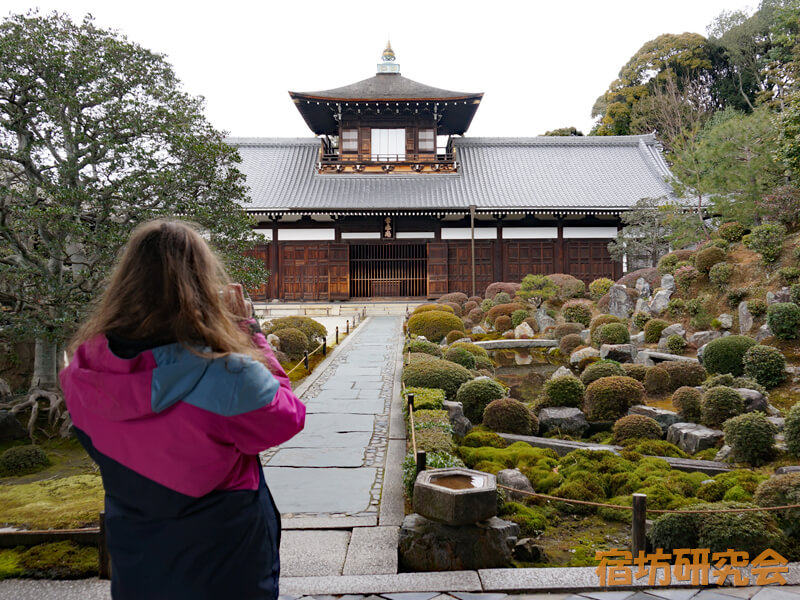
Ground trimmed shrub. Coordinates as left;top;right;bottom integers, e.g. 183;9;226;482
630;440;689;459
264;316;327;345
632;311;652;330
744;223;786;263
717;222;745;242
446;330;467;345
403;451;464;499
702;335;758;376
785;403;800;457
408;352;440;364
767;302;800;340
415;429;455;453
562;301;593;327
695;246;726;274
483;398;536;435
709;262;733;288
403;358;473;400
595;323;630;347
622;363;649;382
467;307;484;323
747;298;768;317
644;366;670;395
464;300;479;314
791;283;800;306
493;291;512;305
724;412;777;466
273;327;309;360
481;299;494;312
445;346;477;370
554;322;584;340
511;309;529;328
484;282;520;300
559;333;583;355
408;310;464;343
501;502;547;536
413;303;454;314
674;265;700;293
0;445;50;476
542;375;585;409
486;303;528;325
403;387;445;411
666;298;685;317
672;387;702;422
588;277;614;301
703;373;766;395
589;314;623;346
407;339;443;358
457;378;507;423
462;318;475;330
580;360;625;386
657;250;695;275
518;274;558;303
438;292;468;306
548;273;586;299
462;429;507;448
754;473;800;536
779;266;800;285
583;376;646;421
449;342;489;359
742;345;786;388
494;315;512;332
727;288;748;308
701;386;745;428
643;319;669;343
666;335;687;355
474;356;495;373
613;415;663;443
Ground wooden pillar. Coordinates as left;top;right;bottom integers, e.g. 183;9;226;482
494;220;503;284
556;216;565;274
269;228;279;300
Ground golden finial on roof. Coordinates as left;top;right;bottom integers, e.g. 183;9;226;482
381;41;396;62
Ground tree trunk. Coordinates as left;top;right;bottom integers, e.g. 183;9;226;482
31;338;59;392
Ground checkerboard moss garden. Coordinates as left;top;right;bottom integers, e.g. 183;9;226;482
400;239;800;567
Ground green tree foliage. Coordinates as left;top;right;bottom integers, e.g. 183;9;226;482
0;13;267;395
541;127;584;136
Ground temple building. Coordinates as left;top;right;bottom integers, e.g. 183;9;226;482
230;44;676;301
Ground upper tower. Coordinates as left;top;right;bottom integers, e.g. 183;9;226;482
288;46;483;174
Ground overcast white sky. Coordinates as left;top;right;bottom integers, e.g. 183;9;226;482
5;1;747;138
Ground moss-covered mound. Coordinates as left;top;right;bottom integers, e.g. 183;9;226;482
407;310;464;343
402;358;473;400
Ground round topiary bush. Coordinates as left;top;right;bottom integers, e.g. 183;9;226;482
742;345;786;388
449;341;489;359
672;386;702;422
445;330;467;345
441;302;463;316
264;316;327;345
613;415;663;443
709;262;733;288
595;322;630;347
408;310;465;343
701;386;745;428
273;327;309;360
464;300;479;314
406;339;443;358
457;377;507;423
666;335;687;355
583;376;646;421
754;473;800;536
438;292;468;306
632;311;652;330
467;307;484;324
747;298;768;317
414;303;454;314
766;302;800;340
717;222;745;242
542;375;585;409
644;319;669;343
580;360;626;386
483;397;537;435
562;301;593;327
403;358;474;400
445;346;477;370
659;362;707;392
589;314;622;344
702;335;758;376
462;429;507;448
559;333;584;355
588;277;614;301
745;223;786;263
553;322;584;340
622;363;649;382
0;445;50;476
724;412;777;466
784;403;800;457
644;366;671;395
494;315;512;332
674;265;700;293
695;246;726;274
511;309;529;328
480;299;494;312
493;291;512;305
486;302;528;325
657;249;695;275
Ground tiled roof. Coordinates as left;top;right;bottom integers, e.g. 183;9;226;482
228;134;677;214
290;73;482;101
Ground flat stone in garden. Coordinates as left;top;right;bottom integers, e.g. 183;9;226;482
735;388;769;413
755;323;773;341
718;313;733;329
537;407;589;437
307;398;385;415
636;350;699;364
768;416;785;431
268;447;365;468
342;526;399;576
472;339;557;349
551;365;575;379
496;468;534;502
599;343;637;363
264;467;377;514
660;323;686;339
570;346;599;365
690;330;721;346
775;465;800;475
280;529;351;576
302;413;376;434
514;322;535;339
627;405;681;433
666;422;724;455
278;430;372;449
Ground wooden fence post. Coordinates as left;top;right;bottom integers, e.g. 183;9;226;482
303;350;309;370
98;511;111;580
415;451;426;477
322;338;327;357
336;326;339;344
346;320;350;334
632;493;647;558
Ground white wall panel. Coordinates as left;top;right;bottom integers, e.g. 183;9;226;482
277;228;335;241
502;227;558;239
563;226;618;239
441;227;497;240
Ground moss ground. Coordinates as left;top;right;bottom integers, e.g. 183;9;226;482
0;473;104;529
0;543;97;580
524;515;629;567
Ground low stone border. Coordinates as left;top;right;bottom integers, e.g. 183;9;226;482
473;339;558;349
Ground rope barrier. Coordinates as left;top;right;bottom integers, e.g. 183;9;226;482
285;341;325;376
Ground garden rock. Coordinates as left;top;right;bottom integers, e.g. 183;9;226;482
738;302;754;334
266;333;281;351
628;405;681;433
538;407;589;437
766;403;782;417
767;416;785;432
514;322;535;339
718;314;733;329
580;329;590;344
608;285;632;319
767;288;791;305
398;513;518;571
631;331;646;345
635;351;698;365
775;466;800;475
734;388;769;413
649;290;672;316
666;422;724;455
690;331;721;347
513;538;549;563
0;410;26;442
497;469;535;502
472;326;487;335
715;445;732;462
599;344;637;363
635;277;651;298
551;366;574;379
442;400;472;438
661;323;686;339
755;324;773;341
635;298;650;314
661;274;675;292
534;308;555;331
569;346;599;366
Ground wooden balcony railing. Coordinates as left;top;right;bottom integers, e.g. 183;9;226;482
320;151;455;164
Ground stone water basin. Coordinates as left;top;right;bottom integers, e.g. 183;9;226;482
413;468;497;525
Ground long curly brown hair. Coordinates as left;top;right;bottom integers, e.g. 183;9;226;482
69;219;267;367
